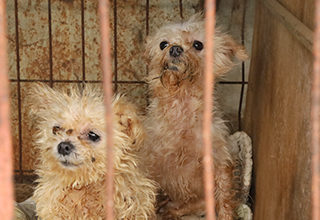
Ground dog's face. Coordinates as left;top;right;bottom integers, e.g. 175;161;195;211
145;13;248;89
28;84;108;184
46;107;105;170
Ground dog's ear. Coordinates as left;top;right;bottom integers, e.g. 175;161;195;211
213;32;248;76
113;95;146;151
27;83;62;117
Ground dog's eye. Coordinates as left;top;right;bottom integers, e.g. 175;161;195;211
193;41;203;50
160;41;169;50
53;126;60;135
88;131;100;142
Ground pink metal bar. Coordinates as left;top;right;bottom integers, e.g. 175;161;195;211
98;1;115;219
203;0;216;220
312;0;320;219
0;0;14;219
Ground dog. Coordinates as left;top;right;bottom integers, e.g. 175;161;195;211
28;83;156;220
139;13;248;220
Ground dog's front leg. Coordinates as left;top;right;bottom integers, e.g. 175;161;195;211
215;164;237;220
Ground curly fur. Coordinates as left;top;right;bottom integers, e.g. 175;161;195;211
28;83;156;220
139;13;248;219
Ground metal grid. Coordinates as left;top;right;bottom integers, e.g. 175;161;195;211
1;0;248;218
11;0;248;182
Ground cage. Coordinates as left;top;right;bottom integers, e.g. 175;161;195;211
9;0;253;199
0;0;317;219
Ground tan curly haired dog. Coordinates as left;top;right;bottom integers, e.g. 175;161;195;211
139;14;247;219
28;83;156;220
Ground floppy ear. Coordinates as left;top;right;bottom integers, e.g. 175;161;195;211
214;31;248;76
27;83;63;117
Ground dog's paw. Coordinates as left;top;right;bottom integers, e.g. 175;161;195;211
235;203;253;220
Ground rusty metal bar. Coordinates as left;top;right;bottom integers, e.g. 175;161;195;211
238;0;247;131
113;0;118;92
179;0;183;18
203;0;216;220
312;0;320;219
98;1;115;220
0;0;14;219
146;0;149;36
14;0;23;182
81;0;86;82
48;0;53;87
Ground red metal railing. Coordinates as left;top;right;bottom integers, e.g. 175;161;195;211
98;0;115;219
312;0;320;219
203;0;216;220
0;0;14;219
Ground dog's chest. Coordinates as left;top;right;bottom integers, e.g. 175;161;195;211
56;184;105;219
151;96;203;149
149;96;205;199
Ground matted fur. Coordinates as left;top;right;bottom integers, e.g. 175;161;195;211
139;13;247;219
28;83;156;220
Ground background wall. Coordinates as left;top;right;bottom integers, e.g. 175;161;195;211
7;0;254;189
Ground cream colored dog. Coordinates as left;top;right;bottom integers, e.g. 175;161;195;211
28;83;156;220
139;14;248;220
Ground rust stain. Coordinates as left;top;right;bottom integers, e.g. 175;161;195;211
52;0;82;81
60;0;75;4
18;0;50;80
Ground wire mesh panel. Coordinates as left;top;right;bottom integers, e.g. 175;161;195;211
5;0;185;180
8;0;248;184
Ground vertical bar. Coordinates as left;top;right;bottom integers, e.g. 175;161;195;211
81;0;86;82
48;0;53;87
146;0;149;36
312;0;320;219
203;0;216;220
179;0;183;19
98;1;114;220
238;0;247;131
113;0;118;92
14;0;22;182
0;0;14;219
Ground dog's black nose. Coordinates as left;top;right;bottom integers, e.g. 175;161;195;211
57;141;75;156
169;45;183;57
